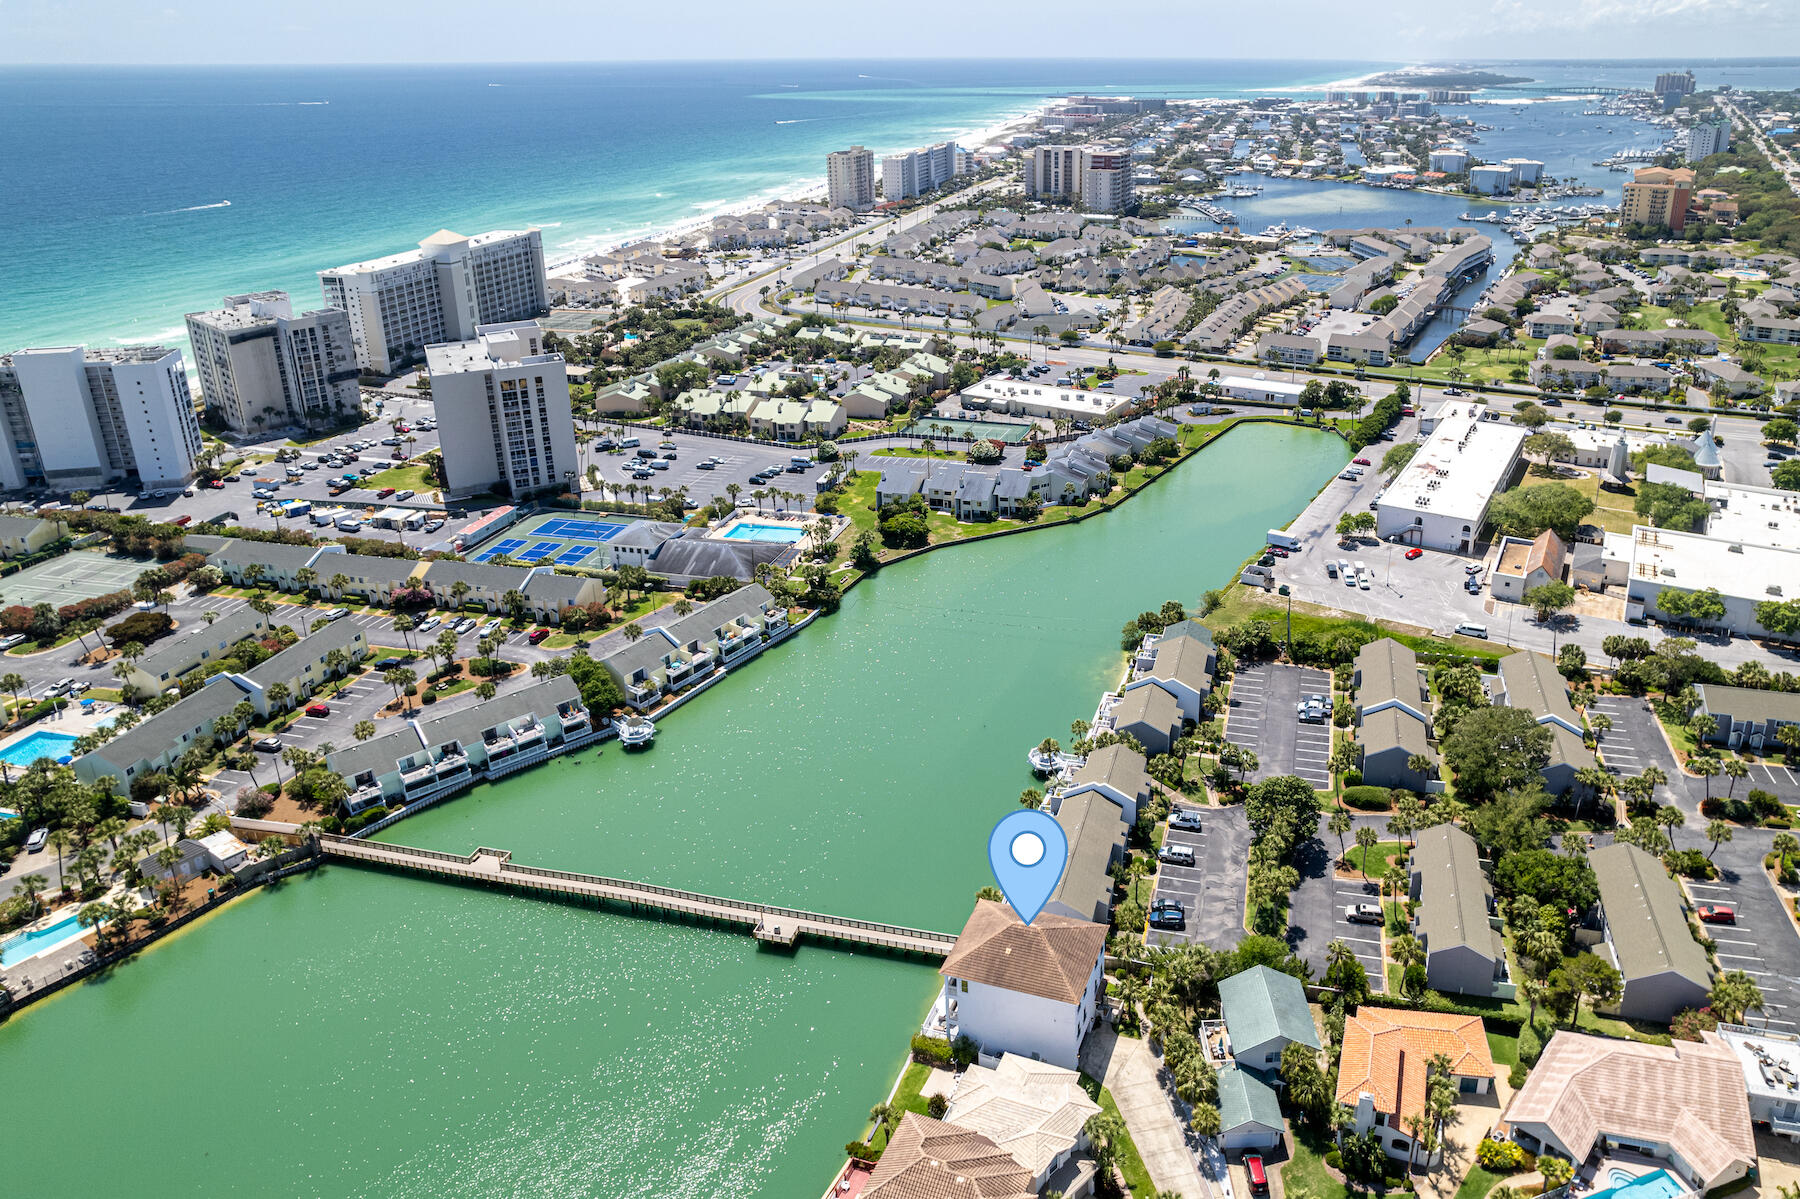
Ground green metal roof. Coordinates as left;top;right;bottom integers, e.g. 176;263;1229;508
1218;1063;1285;1133
1219;965;1320;1053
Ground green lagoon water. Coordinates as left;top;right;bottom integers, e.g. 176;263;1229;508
0;424;1343;1197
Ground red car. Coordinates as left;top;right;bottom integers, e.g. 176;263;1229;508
209;480;226;489
1404;547;1423;560
1269;546;1289;558
1246;1155;1269;1197
1353;457;1371;466
377;486;396;498
1697;904;1736;924
305;702;330;718
528;628;551;644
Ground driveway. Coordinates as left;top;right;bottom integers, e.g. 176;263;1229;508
1080;1024;1211;1199
1149;805;1249;952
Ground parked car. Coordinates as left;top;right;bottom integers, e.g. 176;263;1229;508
1171;809;1204;832
423;519;445;533
1148;899;1186;930
1404;547;1423;560
1464;563;1482;575
528;628;551;645
1246;1155;1269;1197
480;619;502;638
255;736;283;752
305;702;330;717
416;616;441;632
453;617;477;634
1158;843;1196;867
376;657;404;670
0;633;24;650
1352;457;1371;466
1697;903;1736;924
25;827;49;854
1345;902;1384;924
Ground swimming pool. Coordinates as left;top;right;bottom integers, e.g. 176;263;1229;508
0;730;78;767
721;523;805;544
0;911;86;968
1591;1168;1685;1199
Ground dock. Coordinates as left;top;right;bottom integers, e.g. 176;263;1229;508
316;835;957;959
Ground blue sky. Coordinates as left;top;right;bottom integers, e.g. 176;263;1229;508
2;0;1790;63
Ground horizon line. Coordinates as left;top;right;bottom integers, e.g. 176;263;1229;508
2;54;1797;68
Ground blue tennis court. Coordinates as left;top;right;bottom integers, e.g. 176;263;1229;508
534;517;629;542
468;513;637;566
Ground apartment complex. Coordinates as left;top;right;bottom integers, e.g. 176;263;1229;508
0;344;202;491
881;140;963;201
1622;167;1696;233
1023;145;1136;213
825;146;875;212
1686;117;1732;163
1654;71;1697;99
185;291;361;433
424;320;577;499
319;227;547;373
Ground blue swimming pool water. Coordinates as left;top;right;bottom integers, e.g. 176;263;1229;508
1590;1168;1685;1199
0;730;78;767
721;524;805;544
0;911;85;968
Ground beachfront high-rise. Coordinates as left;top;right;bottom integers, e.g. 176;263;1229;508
1024;145;1136;213
0;345;202;492
319;228;548;375
826;146;876;212
880;141;964;202
425;320;577;499
185;291;361;434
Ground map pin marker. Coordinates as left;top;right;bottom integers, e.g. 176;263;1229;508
987;809;1069;926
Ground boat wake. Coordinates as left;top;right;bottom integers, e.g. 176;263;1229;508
774;118;813;125
152;200;231;215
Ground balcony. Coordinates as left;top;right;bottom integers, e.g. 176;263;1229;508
626;680;661;708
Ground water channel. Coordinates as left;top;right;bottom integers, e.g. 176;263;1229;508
0;423;1345;1197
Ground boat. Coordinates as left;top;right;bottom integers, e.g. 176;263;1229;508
618;715;656;749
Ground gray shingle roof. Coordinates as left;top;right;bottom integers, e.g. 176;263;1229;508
1412;825;1502;963
1591;842;1712;989
1048;789;1125;924
1220;964;1320;1052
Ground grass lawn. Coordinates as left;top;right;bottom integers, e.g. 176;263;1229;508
1080;1072;1155;1199
1486;1030;1520;1069
1283;1129;1350;1199
1455;1166;1508;1199
539;632;583;650
871;446;967;460
1346;839;1405;878
868;1061;936;1150
1203;587;1503;666
362;462;436;493
1551;470;1642;536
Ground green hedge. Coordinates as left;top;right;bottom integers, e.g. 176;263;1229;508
1356;992;1527;1036
1342;786;1394;811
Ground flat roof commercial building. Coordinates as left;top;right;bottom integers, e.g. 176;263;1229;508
1375;405;1526;554
959;377;1136;423
1624;525;1800;638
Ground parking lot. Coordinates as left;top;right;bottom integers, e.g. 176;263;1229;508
1287;814;1387;993
586;431;833;513
1589;693;1687;800
1148;804;1249;952
1682;859;1800;1034
1224;662;1335;788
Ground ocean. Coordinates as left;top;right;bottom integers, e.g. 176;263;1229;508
0;59;1381;356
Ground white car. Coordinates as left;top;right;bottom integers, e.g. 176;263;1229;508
0;633;25;650
416;616;441;632
480;619;503;638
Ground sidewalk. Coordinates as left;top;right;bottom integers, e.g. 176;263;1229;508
1082;1023;1212;1199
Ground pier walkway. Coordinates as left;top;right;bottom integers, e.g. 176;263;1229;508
316;834;958;959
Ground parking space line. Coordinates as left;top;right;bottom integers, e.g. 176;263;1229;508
1718;952;1765;964
1685;882;1730;891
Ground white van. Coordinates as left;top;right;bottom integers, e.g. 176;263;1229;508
620;435;640;448
1455;621;1489;639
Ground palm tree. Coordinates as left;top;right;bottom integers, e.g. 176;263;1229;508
393;613;416;656
266;681;291;714
1690;754;1721;798
46;828;72;893
1354;825;1379;877
16;873;49;916
1706;819;1733;860
1773;833;1800;877
1;672;24;724
353;720;376;743
1722;757;1749;797
1328;808;1353;864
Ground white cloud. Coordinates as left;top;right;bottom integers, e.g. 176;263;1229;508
1487;0;1776;32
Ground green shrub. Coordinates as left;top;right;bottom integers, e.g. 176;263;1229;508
422;691;437;705
105;609;176;647
926;1094;948;1119
1325;1150;1343;1170
845;1140;882;1163
910;1034;952;1067
1343;769;1363;787
1509;1062;1528;1089
1342;786;1393;811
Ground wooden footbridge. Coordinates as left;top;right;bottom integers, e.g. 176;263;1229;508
316;834;958;959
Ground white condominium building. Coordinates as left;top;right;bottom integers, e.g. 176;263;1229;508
319;228;547;374
881;141;963;201
425;320;576;499
1023;145;1136;213
0;345;202;491
185;291;361;434
826;146;876;212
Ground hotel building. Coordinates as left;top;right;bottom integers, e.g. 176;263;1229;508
826;146;876;212
319;228;547;373
0;344;201;491
185;291;361;433
425;320;576;499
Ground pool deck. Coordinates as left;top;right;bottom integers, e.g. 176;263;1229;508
0;700;125;765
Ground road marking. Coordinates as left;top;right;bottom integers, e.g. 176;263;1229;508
1685;882;1731;891
1718;952;1765;964
1711;936;1759;946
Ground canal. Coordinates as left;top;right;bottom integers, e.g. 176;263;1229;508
0;423;1345;1198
